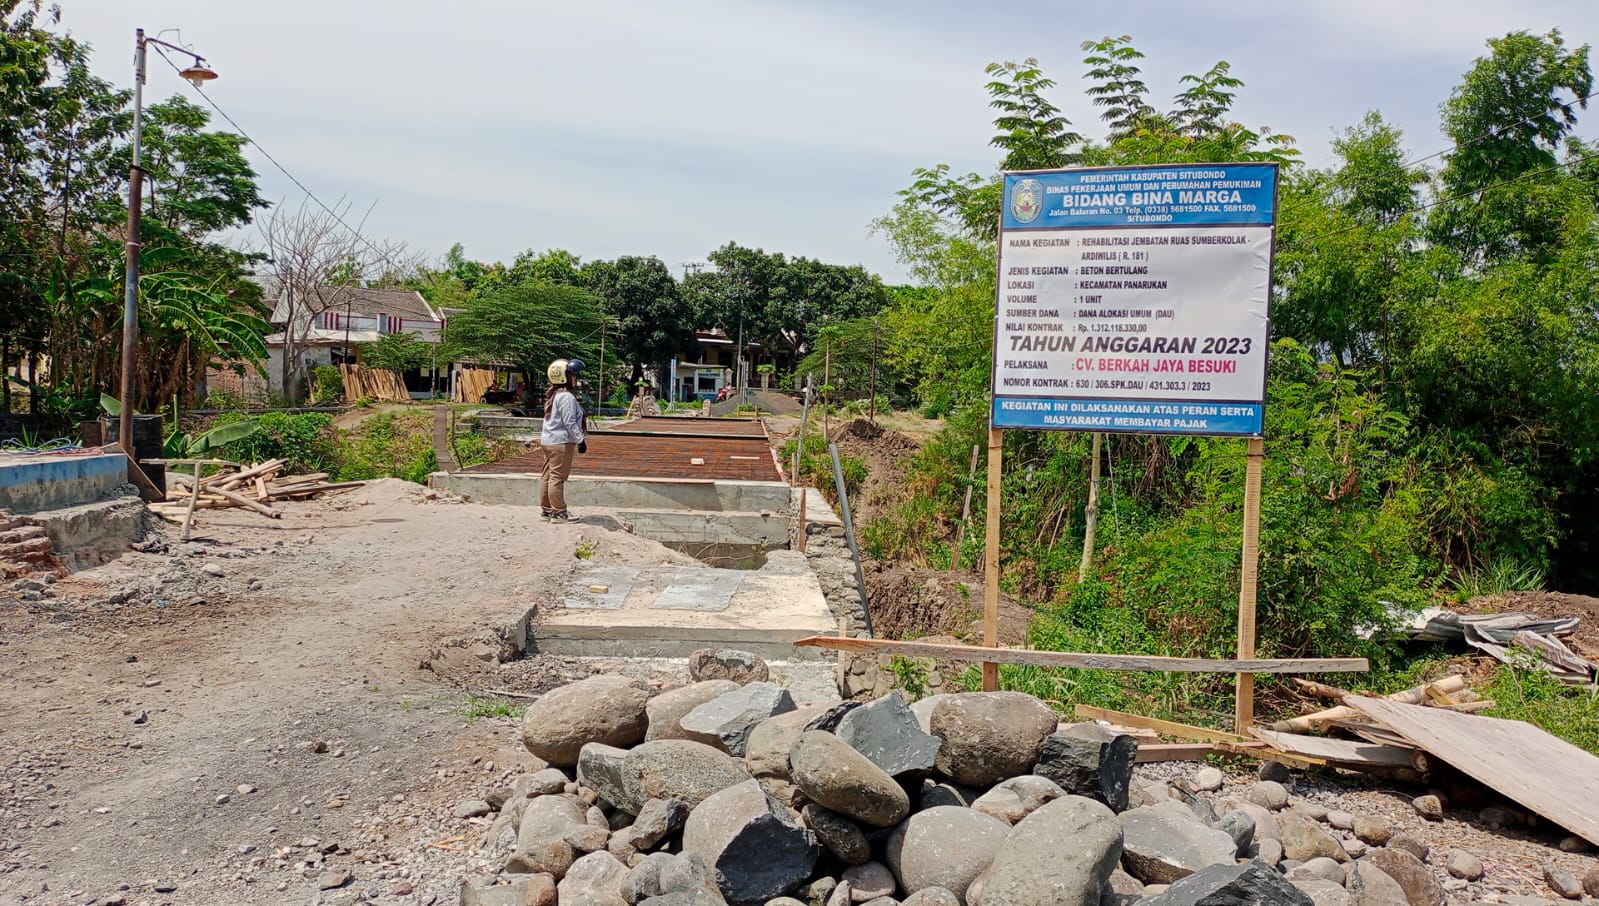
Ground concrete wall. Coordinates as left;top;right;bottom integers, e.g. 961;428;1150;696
0;454;128;514
619;509;790;546
430;472;792;512
24;492;147;571
473;414;543;438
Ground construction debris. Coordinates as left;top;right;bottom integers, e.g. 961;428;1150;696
1364;605;1599;685
146;457;364;536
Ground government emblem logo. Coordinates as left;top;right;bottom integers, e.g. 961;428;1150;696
1010;178;1043;223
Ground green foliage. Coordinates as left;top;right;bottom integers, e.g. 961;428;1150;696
214;412;336;473
575;539;597;560
332;411;437;483
360;332;431;372
462;694;525;722
444;281;604;389
310;364;344;404
450;429;520;470
1450;559;1546;602
164;417;260;459
886;656;931;701
581;255;695;381
1484;662;1599;754
780;431;866;510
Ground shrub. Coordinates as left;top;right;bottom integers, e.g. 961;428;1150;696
779;431;866;509
332;411;437;482
214;411;336;473
309;364;344;404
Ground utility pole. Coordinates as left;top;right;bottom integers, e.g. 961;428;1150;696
119;29;216;453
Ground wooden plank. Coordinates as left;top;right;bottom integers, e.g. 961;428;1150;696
181;462;206;541
105;443;163;503
1248;727;1416;768
205;485;281;518
1135;743;1220;763
1344;696;1599;846
1074;705;1247;744
982;427;1003;691
1235;436;1265;732
794;636;1369;675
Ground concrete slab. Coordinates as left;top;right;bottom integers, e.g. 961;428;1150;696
535;557;833;660
0;453;128;514
562;565;639;610
430;472;792;513
21;493;147;571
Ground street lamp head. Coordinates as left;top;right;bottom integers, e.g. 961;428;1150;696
179;61;218;88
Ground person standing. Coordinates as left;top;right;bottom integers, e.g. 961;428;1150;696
540;358;587;522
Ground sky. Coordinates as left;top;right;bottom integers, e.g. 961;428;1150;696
57;0;1599;282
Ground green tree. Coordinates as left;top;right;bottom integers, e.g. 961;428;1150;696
360;332;431;372
580;255;694;385
443;281;604;404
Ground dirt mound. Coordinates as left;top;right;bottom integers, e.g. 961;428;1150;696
867;564;1030;646
834;418;923;524
1463;590;1599;659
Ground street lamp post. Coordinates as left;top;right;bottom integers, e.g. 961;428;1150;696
118;28;217;454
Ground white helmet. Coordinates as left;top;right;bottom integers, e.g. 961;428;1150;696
547;358;586;384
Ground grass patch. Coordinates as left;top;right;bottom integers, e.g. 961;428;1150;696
1483;662;1599;754
463;694;526;722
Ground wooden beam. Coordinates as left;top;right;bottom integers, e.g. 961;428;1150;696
105;443;162;502
982;427;1003;691
1074;705;1247;744
1135;743;1220;763
793;636;1369;675
1235;436;1265;733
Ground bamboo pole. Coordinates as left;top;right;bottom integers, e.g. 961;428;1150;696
1235;436;1266;732
181;461;206;541
1079;432;1103;582
982;427;1003;691
950;444;980;572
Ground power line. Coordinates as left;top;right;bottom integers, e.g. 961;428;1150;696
148;45;411;276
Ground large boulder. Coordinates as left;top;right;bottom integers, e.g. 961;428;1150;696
689;648;770;684
885;806;1010;904
928;693;1057;787
523;675;652;767
789;731;911;828
559;852;631;906
1278;812;1348;864
1033;725;1137;813
1140;860;1313;905
970;776;1065;826
647;681;742;742
833;693;942;779
1117;801;1240;885
1359;849;1443;906
980;796;1123;906
681;780;819;904
516;795;590;878
1344;861;1408;906
745;705;829;806
622;852;721;905
680;682;797;757
615;798;691;854
624;740;751;809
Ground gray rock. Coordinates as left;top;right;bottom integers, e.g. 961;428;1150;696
843;863;896;901
858;899;898;906
1278;812;1347;864
640;890;728;906
517;795;589;875
624;798;691;852
970;775;1065;825
1544;864;1582;900
1255;839;1283;866
1558;835;1594;854
1285;858;1343;885
1326;811;1355;831
803;805;871;866
689;648;771;684
564;824;612;853
1213;810;1255;857
1106;867;1144;900
1033;726;1137;813
680;682;797;757
744;705;829;805
1385;833;1428;863
1140;860;1313;906
919;782;972;810
681;780;819;904
1192;768;1224;793
768;900;808;906
1341;839;1368;860
461;875;535;906
1344;860;1408;906
647;681;742;742
790;731;910;827
1297;802;1329;821
928;692;1058;787
964;869;989;906
622;852;719;905
580;743;643;814
834;692;942;779
455;799;494;819
1259;761;1293;784
805;877;839;906
624;740;751;809
981;795;1123;906
1351;816;1392;847
560;852;631;904
901;889;959;906
1219;799;1279;842
805;701;863;733
1585;867;1599;898
1361;849;1442;906
885;806;1010;905
519;768;571;798
1244;781;1290;810
1118;800;1241;885
522;676;652;767
1445;849;1482;881
828;881;854;906
1293;879;1352;906
1411;795;1442;821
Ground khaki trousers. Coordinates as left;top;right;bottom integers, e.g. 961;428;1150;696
540;442;577;511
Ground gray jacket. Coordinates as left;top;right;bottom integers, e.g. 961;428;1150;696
540;390;586;445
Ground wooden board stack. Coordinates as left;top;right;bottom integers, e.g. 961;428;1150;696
148;458;364;528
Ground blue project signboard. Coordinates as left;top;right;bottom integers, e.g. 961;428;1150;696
991;163;1279;436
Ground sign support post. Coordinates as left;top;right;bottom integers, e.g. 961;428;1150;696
1234;436;1265;731
982;426;1004;691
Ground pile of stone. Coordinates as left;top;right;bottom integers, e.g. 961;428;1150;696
457;648;1538;906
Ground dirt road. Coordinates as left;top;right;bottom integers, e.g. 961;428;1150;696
0;480;686;906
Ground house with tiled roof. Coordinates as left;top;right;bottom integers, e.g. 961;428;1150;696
261;284;448;398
